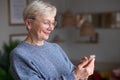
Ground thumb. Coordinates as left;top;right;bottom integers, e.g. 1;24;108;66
77;57;89;69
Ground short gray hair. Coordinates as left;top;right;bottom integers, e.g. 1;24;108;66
23;0;57;20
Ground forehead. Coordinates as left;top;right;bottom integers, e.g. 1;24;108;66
36;14;55;21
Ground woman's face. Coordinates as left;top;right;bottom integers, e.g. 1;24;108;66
27;15;56;41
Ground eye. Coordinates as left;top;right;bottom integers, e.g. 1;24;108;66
41;20;57;27
43;21;50;25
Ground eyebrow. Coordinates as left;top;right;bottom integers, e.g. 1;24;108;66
40;16;55;21
42;19;55;23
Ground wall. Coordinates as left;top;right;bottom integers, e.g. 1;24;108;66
0;0;27;50
0;0;120;71
54;0;120;13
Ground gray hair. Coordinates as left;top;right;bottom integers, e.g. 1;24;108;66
23;0;57;20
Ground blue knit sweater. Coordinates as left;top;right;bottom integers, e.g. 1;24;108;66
10;41;76;80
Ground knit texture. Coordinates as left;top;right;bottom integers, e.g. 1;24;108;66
10;41;76;80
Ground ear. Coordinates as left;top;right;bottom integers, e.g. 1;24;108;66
24;19;32;30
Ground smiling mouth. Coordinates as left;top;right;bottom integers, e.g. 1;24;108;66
44;32;50;36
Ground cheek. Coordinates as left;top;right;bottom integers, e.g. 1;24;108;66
38;26;47;33
31;27;39;33
31;23;47;34
32;24;42;32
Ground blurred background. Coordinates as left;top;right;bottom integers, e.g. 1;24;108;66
0;0;120;80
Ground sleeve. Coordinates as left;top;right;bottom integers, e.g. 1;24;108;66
10;50;44;80
54;44;76;80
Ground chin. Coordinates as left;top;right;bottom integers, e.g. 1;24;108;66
44;37;49;40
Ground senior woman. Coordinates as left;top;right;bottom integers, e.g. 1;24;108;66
10;0;95;80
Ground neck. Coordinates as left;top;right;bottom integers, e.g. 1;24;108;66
24;36;44;46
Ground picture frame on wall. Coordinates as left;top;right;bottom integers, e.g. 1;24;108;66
8;0;27;25
9;34;27;42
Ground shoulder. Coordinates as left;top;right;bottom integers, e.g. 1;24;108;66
10;42;31;60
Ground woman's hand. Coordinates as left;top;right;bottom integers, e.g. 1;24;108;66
74;55;95;80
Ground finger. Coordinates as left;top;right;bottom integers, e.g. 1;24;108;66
89;58;95;64
80;57;88;63
83;58;95;68
86;59;95;73
78;60;89;69
88;58;95;67
77;68;89;79
88;56;95;65
86;67;94;75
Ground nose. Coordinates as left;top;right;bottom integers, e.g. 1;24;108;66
48;25;54;31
